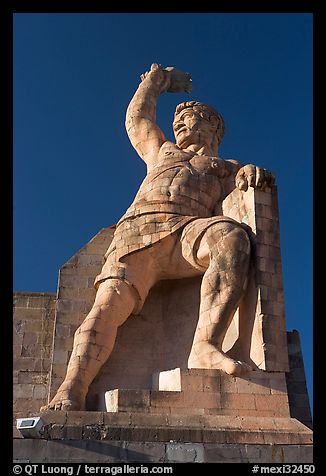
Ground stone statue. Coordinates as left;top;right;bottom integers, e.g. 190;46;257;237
41;63;274;411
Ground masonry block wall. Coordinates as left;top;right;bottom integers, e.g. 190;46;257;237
13;292;56;434
286;331;313;429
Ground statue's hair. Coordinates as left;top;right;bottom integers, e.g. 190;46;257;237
174;101;225;144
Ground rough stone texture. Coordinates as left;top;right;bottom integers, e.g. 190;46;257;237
13;403;313;461
13;292;56;437
13;439;313;463
286;330;313;429
105;369;291;417
222;187;289;372
17;409;313;445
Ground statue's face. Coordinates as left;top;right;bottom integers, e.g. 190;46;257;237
173;109;218;149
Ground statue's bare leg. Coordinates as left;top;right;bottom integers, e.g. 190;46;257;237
40;278;138;411
188;223;252;375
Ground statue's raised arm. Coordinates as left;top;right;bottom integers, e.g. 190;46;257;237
125;63;192;167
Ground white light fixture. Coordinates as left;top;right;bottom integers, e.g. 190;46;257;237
16;417;44;438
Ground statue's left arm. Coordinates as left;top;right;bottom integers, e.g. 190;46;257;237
235;164;275;191
213;160;275;211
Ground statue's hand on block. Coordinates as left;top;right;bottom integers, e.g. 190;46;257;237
140;63;192;93
236;164;275;192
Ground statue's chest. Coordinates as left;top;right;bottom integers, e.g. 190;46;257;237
147;151;222;205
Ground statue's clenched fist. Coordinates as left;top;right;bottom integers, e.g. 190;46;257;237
235;164;275;191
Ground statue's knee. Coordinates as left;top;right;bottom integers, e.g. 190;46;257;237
207;223;250;254
228;226;251;254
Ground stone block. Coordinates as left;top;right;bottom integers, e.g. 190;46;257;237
13;439;313;463
105;389;151;412
65;425;83;440
32;385;48;399
183;391;221;409
204;443;243;462
40;410;68;425
220;375;238;393
50;424;67;439
236;377;271;394
202;414;241;430
255;394;290;417
98;367;304;421
13;439;47;463
130;412;168;427
202;375;221;392
221;393;256;410
14;383;34;399
14;307;44;321
59;275;89;288
52;349;69;364
165;442;205;463
103;411;132;426
153;368;223;393
167;413;203;427
239;416;276;431
123;441;166;463
18;371;33;384
270;376;288;394
152;367;181;391
282;445;314;463
66;411;104;426
150;390;185;409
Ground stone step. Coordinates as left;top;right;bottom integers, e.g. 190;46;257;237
103;368;290;417
34;410;312;445
152;367;288;395
105;387;290;417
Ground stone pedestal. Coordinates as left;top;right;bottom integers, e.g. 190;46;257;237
13;340;313;462
14;365;312;462
107;368;291;418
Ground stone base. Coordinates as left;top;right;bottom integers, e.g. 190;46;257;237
29;409;312;447
14;408;313;463
105;368;291;418
13;438;313;463
14;368;312;463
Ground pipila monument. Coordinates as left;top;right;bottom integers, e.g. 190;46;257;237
13;64;313;464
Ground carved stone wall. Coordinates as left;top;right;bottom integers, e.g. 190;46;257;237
13;292;56;435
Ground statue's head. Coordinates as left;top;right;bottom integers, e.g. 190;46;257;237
173;101;225;150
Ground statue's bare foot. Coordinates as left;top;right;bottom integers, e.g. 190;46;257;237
188;342;252;376
40;385;86;412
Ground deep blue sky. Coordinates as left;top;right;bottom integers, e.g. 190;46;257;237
13;13;312;404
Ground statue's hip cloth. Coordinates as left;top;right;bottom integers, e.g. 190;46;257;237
94;211;249;315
